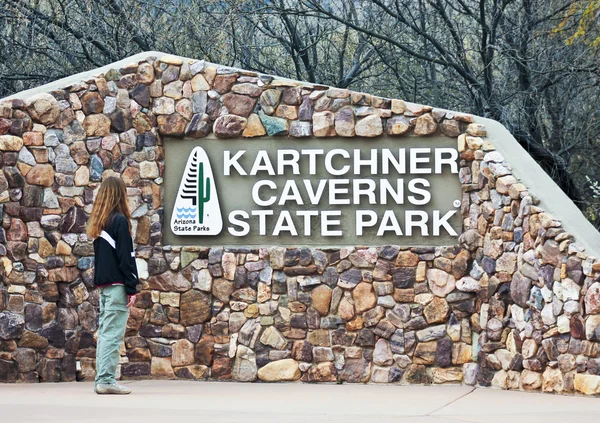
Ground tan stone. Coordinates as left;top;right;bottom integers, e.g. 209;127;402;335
432;367;463;384
151;357;176;379
414;342;437;365
74;167;90;186
140;161;159;179
307;329;330;346
326;88;349;98
17;163;32;177
242;113;266;137
260;326;288;350
496;175;517;195
172;340;195;367
466;123;487;136
457;134;467;152
312;111;336;137
257;282;271;303
122;167;140;186
26;94;60;125
338;296;355;321
452;343;472;365
0;135;23;151
396;251;419;267
542;367;563;393
159;292;180;307
386;116;411;135
521;370;542;390
275;105;298;120
355;115;383;137
393;288;415;303
38;237;54;258
244;304;259;319
352;283;377;314
311;284;332;316
26;164;54;186
83;114;111;137
56;240;72;256
574;374;600;395
191;74;210;91
427;269;456;297
137;63;155;84
257;359;301;382
391;99;405;114
22;132;44;146
346;316;364;331
466;136;483;150
414;114;437;135
163;81;184;100
423;297;450;324
416;262;427;282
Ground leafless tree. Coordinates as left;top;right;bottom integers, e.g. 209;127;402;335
1;0;599;228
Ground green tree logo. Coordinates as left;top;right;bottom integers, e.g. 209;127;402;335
180;150;211;224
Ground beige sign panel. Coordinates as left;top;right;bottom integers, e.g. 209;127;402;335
164;137;463;247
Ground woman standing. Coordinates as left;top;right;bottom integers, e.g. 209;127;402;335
87;177;139;394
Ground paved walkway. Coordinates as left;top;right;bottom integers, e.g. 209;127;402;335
1;380;599;422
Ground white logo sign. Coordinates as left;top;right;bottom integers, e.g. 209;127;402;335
171;147;223;235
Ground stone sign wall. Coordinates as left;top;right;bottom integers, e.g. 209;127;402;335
1;53;600;395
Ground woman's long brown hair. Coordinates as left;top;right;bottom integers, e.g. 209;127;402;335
86;176;132;238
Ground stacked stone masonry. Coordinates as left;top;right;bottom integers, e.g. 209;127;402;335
1;54;600;395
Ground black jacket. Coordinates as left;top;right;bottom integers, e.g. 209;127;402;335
93;212;139;295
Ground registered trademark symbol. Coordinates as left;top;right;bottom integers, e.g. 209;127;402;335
453;200;461;208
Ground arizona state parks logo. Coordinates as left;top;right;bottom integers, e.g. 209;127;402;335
171;147;223;235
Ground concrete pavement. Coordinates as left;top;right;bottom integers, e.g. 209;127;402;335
1;380;599;423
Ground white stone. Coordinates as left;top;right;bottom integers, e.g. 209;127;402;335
553;282;564;301
557;315;570;334
561;278;580;301
139;161;159;179
540;286;553;302
456;276;480;292
373;339;393;366
136;259;149;280
541;304;556;325
511;305;526;331
564;300;580;315
194;268;212;292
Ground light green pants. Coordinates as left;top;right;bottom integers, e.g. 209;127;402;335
95;284;129;386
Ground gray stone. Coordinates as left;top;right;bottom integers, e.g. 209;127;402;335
232;345;257;382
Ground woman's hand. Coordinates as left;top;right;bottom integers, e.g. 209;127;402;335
126;295;137;308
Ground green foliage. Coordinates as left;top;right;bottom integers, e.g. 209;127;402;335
197;163;211;225
555;1;600;47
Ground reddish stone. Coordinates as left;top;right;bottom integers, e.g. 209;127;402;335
213;74;238;94
157;114;187;137
571;314;585;339
195;336;215;366
222;93;257;117
212;357;232;380
180;290;211;326
80;92;104;115
213;115;247;138
0;118;11;135
25;164;54;186
6;218;27;241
